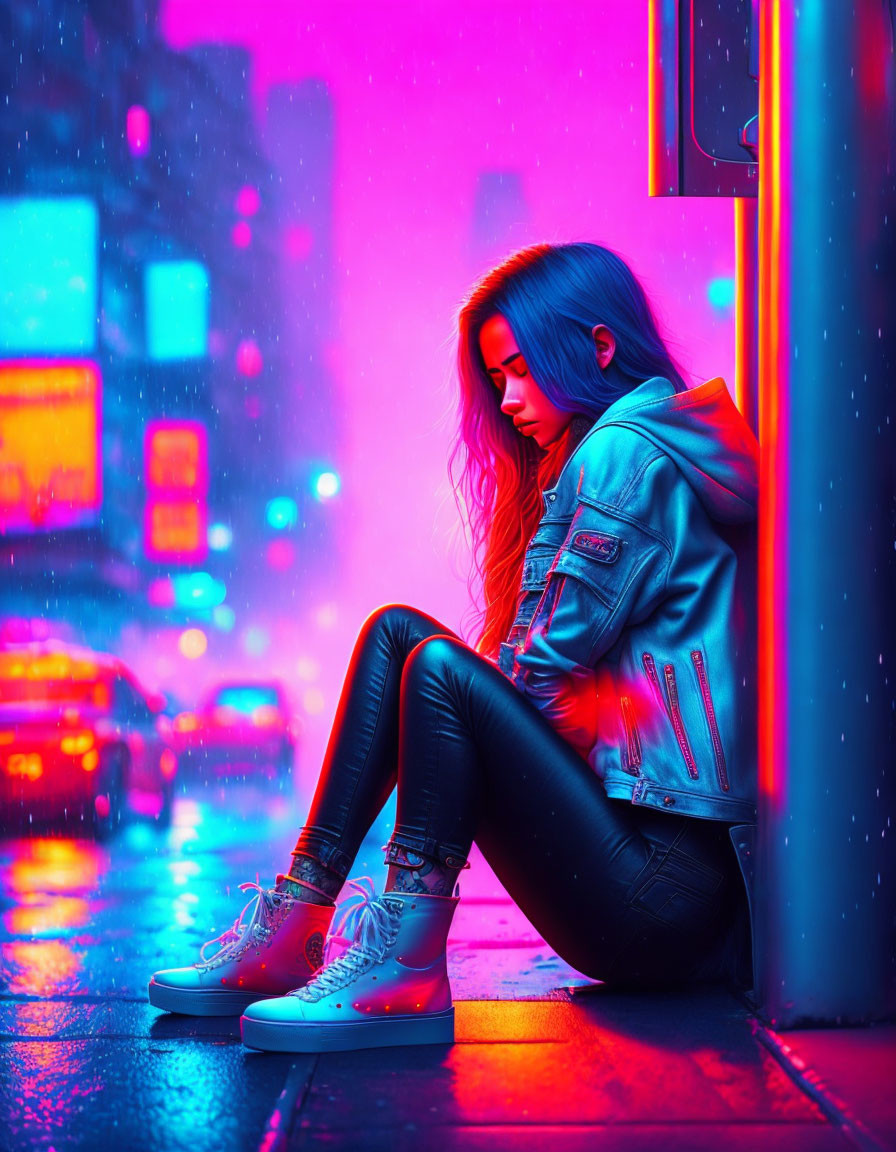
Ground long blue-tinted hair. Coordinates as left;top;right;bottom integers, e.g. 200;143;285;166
492;242;687;413
449;242;688;656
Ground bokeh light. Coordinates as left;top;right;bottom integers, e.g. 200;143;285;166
171;572;226;609
313;470;340;500
231;220;252;248
126;104;150;157
207;522;233;551
235;185;261;217
212;604;236;631
315;602;339;630
302;687;326;715
707;276;736;309
242;626;270;657
265;496;298;530
296;655;320;681
266;538;295;570
178;628;207;659
235;337;263;377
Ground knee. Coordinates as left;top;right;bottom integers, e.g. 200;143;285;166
406;634;466;677
358;603;421;647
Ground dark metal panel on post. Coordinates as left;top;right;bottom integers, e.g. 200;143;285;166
756;0;896;1026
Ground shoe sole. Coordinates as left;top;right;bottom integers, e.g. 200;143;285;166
240;1007;454;1052
148;979;280;1016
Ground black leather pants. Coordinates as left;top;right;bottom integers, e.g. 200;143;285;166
294;605;742;987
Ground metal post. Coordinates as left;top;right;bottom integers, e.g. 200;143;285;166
756;0;896;1025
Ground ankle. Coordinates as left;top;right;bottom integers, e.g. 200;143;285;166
276;875;335;905
283;851;344;903
385;862;459;898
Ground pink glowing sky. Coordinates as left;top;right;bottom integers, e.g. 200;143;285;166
160;0;735;750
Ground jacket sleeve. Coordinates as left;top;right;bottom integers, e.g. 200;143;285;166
510;494;670;757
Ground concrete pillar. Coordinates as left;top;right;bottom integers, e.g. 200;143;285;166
756;0;896;1025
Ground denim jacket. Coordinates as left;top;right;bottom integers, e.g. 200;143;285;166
498;375;759;828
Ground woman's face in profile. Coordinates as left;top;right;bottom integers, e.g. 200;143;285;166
479;314;573;449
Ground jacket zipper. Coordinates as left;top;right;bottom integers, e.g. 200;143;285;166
619;695;642;775
641;653;667;714
643;653;698;779
690;649;730;792
663;662;699;779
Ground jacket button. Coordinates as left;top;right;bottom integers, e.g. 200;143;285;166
663;795;675;807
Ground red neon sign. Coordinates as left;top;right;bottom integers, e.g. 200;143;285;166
0;360;102;533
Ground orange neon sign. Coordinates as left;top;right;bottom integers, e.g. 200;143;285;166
147;426;203;489
146;499;203;556
144;420;208;561
0;360;101;532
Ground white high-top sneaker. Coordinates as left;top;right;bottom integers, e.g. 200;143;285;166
240;877;458;1052
148;878;334;1016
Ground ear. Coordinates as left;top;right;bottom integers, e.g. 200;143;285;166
591;324;616;371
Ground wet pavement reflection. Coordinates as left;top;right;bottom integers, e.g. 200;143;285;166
0;783;320;1151
1;781;835;1152
0;776;583;1151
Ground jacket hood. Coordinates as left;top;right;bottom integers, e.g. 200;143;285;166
595;376;759;523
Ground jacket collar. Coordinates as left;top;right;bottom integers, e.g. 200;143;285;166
594;375;730;426
595;376;678;424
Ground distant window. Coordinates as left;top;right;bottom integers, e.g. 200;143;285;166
0;197;98;354
144;261;209;361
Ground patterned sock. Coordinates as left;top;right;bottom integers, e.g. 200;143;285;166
278;852;343;905
385;857;460;898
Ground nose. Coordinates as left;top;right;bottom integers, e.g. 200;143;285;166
499;380;524;416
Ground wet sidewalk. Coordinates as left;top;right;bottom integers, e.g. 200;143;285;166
1;792;894;1151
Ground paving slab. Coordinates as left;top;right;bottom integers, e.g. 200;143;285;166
287;993;826;1144
763;1025;896;1152
0;1036;303;1152
291;1123;853;1152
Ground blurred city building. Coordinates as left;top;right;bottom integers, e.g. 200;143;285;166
0;0;341;680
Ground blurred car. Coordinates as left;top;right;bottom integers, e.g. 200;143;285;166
172;680;296;780
0;642;177;838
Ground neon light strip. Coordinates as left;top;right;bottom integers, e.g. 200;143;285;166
758;0;791;808
648;0;659;196
734;196;758;425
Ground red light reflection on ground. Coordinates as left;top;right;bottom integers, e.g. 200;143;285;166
5;837;103;893
1;838;106;996
6;894;89;936
4;940;83;997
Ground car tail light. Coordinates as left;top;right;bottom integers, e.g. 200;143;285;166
5;753;43;781
160;749;177;779
251;705;281;728
174;712;199;733
81;749;99;772
0;731;14;747
60;732;95;755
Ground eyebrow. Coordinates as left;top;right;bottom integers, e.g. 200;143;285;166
487;352;524;372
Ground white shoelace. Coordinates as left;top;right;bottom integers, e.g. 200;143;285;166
198;881;285;968
290;876;400;1003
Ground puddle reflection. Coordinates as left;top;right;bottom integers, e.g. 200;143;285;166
1;838;107;997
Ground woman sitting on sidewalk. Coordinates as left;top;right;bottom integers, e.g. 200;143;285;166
149;241;759;1054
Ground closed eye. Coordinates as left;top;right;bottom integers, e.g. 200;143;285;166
487;364;529;388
